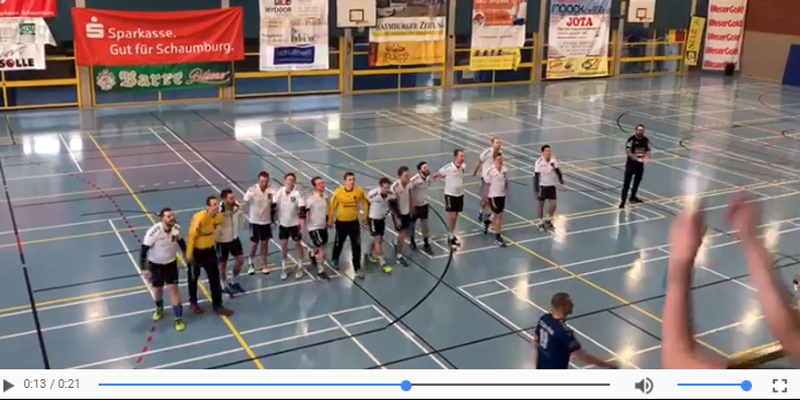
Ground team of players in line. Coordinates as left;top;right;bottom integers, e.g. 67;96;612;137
137;137;574;332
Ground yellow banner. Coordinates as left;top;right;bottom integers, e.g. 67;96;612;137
469;48;521;71
685;16;706;67
546;56;608;79
369;41;445;67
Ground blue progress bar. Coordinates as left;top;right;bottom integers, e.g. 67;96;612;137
677;380;752;392
99;381;414;392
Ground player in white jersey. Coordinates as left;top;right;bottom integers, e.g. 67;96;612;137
140;208;188;331
242;171;277;274
274;173;307;280
533;145;564;232
305;176;330;280
367;177;395;274
433;149;466;248
216;189;246;296
409;161;433;254
389;166;414;267
472;137;502;223
482;153;509;248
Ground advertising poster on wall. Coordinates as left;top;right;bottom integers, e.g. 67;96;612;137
0;0;57;18
0;18;55;71
546;0;611;79
702;0;748;71
259;0;329;71
94;63;232;92
71;8;244;66
469;0;526;71
369;0;446;67
685;16;706;67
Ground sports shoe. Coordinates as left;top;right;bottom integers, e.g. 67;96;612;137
280;270;288;280
295;267;305;279
152;308;163;322
397;256;408;267
190;304;203;314
174;319;186;332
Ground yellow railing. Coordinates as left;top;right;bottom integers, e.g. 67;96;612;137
234;37;344;98
1;55;81;110
452;34;537;87
7;36;690;110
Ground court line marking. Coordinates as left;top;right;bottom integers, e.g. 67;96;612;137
2;160;207;182
0;226;150;250
69;305;376;369
58;133;83;173
270;110;733;358
329;313;384;368
366;304;448;369
86;133;265;370
655;247;757;292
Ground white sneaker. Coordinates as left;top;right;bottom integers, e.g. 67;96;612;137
295;267;305;279
260;265;271;274
280;270;288;280
247;265;256;275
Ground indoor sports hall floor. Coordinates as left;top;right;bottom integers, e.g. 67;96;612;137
1;75;799;370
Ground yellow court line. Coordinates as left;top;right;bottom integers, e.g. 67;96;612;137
86;134;265;370
286;122;730;358
0;285;147;314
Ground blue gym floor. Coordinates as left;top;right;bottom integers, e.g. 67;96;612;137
1;75;799;370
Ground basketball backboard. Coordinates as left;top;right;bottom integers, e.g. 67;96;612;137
628;0;656;24
337;0;377;28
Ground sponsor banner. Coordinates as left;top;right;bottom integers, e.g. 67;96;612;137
94;63;232;92
0;43;48;71
685;16;706;67
72;8;244;67
469;48;521;71
702;0;747;71
470;0;526;71
0;0;56;18
259;0;329;71
369;1;446;66
0;18;54;44
546;0;611;79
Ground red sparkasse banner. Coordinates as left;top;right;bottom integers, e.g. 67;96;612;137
0;0;56;18
72;8;244;67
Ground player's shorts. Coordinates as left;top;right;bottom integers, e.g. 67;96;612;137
149;260;179;288
489;196;506;214
537;185;557;201
444;194;464;213
368;218;386;237
412;204;429;221
250;223;272;242
278;225;302;241
216;238;244;260
308;229;328;247
394;214;412;230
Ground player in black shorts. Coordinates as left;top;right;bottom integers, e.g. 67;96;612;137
305;177;330;280
409;161;433;254
141;208;188;331
216;189;246;296
434;149;467;248
620;124;650;208
534;145;564;232
367;178;394;274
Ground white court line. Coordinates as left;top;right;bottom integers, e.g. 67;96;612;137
109;219;153;300
329;313;384;368
2;160;206;182
70;305;377;369
58;133;83;173
655;247;757;292
367;304;449;369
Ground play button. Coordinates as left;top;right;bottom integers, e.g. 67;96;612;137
2;380;13;393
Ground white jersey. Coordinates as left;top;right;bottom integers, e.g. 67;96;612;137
305;192;328;231
410;173;431;206
367;188;394;220
535;157;561;187
216;202;245;243
438;161;465;197
486;164;509;198
391;180;413;215
143;222;182;265
243;183;276;225
479;147;499;179
274;186;305;227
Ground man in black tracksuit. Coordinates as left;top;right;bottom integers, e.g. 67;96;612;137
620;124;650;208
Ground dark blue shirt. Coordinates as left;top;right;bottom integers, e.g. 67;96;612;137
534;313;581;369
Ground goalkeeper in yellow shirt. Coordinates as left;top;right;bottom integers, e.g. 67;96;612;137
187;195;234;316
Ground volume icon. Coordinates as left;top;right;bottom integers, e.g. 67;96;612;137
635;378;654;394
